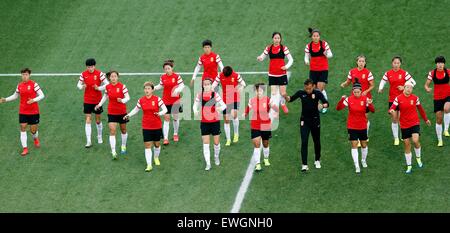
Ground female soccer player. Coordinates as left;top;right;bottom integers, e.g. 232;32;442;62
154;60;185;145
304;27;333;113
95;71;130;159
424;56;450;147
212;66;246;146
378;56;416;146
340;55;375;139
389;80;431;174
0;68;45;156
257;32;293;115
243;83;279;171
337;81;375;174
193;78;227;171
190;39;224;86
77;58;109;148
124;82;167;172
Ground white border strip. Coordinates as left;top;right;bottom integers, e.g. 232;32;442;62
0;71;268;77
230;156;257;213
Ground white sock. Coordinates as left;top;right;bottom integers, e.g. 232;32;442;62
405;153;412;166
233;118;239;136
163;121;169;140
145;148;153;165
20;131;27;148
96;122;103;138
367;121;370;136
85;123;92;143
154;146;161;158
32;131;39;139
436;124;443;141
361;147;368;161
203;144;210;166
414;147;421;158
278;93;285;105
263;146;270;159
391;123;399;139
173;119;179;135
121;133;128;147
351;148;359;168
445;113;450;131
253;147;261;164
214;143;220;158
224;123;231;141
321;90;328;100
109;135;116;153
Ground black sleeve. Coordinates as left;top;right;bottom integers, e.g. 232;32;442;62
317;91;329;106
289;90;302;102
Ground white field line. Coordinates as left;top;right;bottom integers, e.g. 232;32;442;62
0;71;268;77
230;155;257;213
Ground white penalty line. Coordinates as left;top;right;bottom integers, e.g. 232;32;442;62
230;155;257;213
0;71;268;77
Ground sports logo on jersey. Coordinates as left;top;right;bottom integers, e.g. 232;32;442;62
231;78;234;82
210;57;214;62
94;75;97;80
362;74;366;79
312;94;315;99
152;101;155;106
117;87;120;93
398;74;402;79
410;100;414;105
361;101;364;106
172;78;175;83
27;85;31;90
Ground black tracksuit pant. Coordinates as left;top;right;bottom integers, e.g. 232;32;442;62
300;116;321;165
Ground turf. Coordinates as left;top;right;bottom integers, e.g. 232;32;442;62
0;0;449;212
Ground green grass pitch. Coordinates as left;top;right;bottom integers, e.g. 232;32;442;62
0;0;449;212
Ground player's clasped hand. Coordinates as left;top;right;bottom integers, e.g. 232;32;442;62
27;98;35;104
0;98;6;103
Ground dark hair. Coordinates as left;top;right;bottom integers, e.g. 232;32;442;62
106;70;119;81
85;58;96;66
352;78;362;89
203;78;213;83
223;66;233;77
272;32;282;39
163;59;174;68
202;39;212;47
254;82;266;91
356;55;367;68
308;27;320;37
304;79;314;86
435;56;446;64
392;56;402;63
144;81;154;89
20;68;31;74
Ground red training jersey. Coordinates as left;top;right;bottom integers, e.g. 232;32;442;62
263;44;290;76
198;52;222;80
390;94;428;129
337;95;375;130
427;69;450;100
382;69;412;102
137;95;164;130
347;68;374;98
105;82;128;115
214;71;242;104
196;91;223;123
16;80;41;115
79;69;106;104
245;96;272;131
305;40;331;71
159;72;183;105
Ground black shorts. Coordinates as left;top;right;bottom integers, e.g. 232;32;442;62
348;129;368;141
268;75;288;86
388;102;400;111
19;114;40;125
166;103;183;114
223;102;240;115
200;122;221;136
434;97;450;112
401;125;420;139
251;129;272;140
108;114;129;124
84;103;103;114
143;129;163;142
309;70;328;84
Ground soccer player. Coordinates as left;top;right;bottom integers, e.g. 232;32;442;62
340;55;375;142
284;79;329;172
337;81;375;174
0;68;45;156
212;66;246;146
77;58;109;148
304;27;333;113
378;56;416;146
95;71;130;159
190;39;224;86
389;80;431;174
424;56;450;147
193;78;227;171
154;60;185;145
257;32;293;115
124;82;167;172
243;83;278;171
